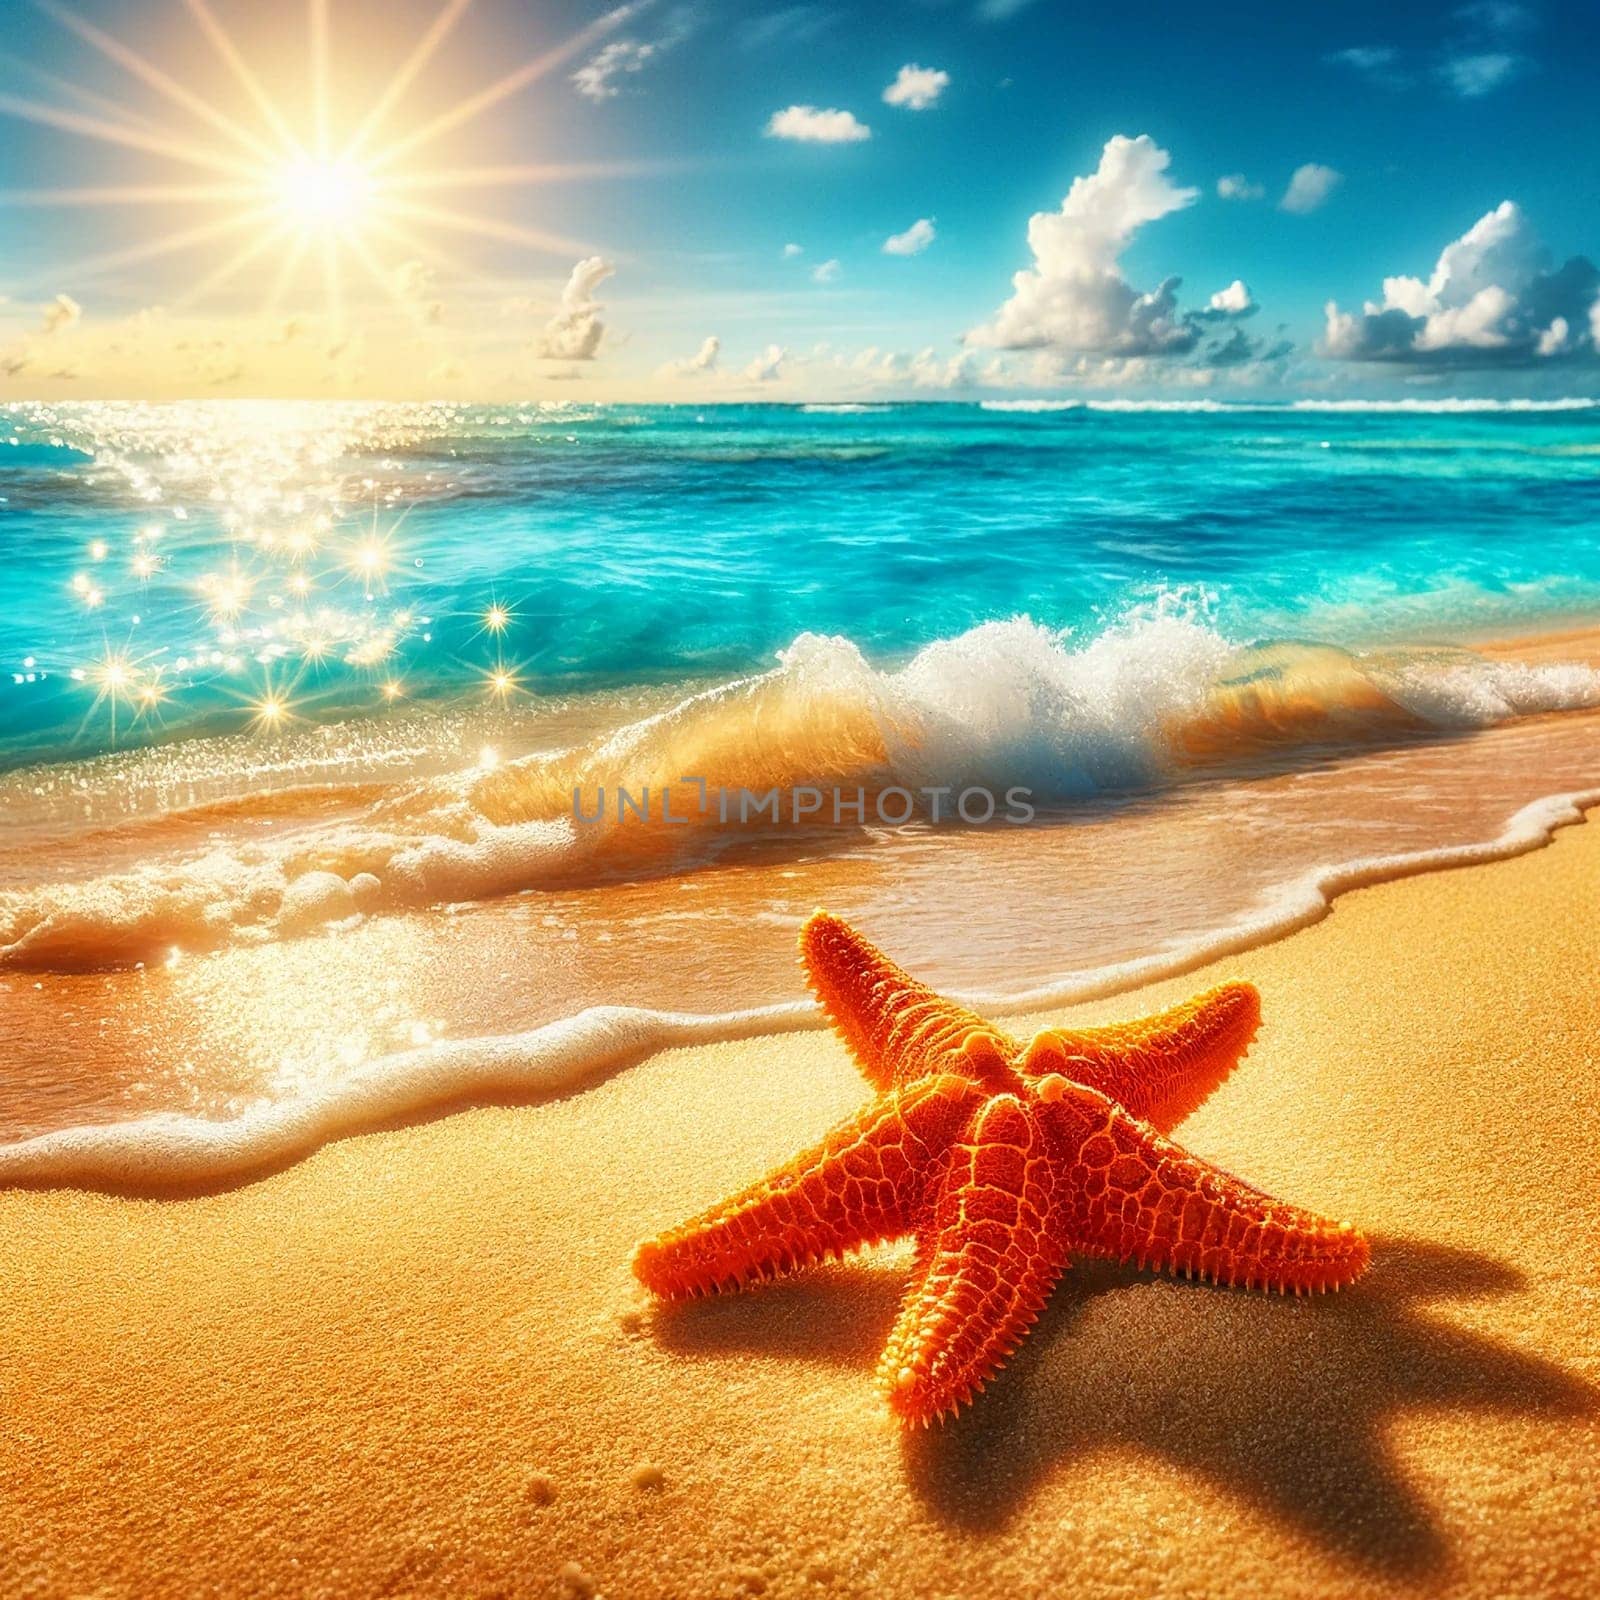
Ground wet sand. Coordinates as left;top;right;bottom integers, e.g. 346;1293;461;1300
3;815;1599;1598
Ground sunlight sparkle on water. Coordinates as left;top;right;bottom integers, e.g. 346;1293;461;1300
251;692;290;729
10;403;573;750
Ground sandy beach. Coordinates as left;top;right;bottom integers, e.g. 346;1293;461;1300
4;814;1599;1600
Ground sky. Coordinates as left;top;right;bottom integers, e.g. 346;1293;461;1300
0;0;1597;400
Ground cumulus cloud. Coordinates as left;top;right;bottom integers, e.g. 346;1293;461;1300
537;257;615;361
782;242;803;258
745;343;786;382
1281;163;1342;214
884;218;936;256
1322;200;1600;366
1216;173;1264;201
964;134;1203;358
1205;279;1255;316
765;105;870;143
852;345;982;390
1536;318;1570;356
811;258;841;284
882;64;949;110
572;8;695;101
41;294;82;335
660;334;720;378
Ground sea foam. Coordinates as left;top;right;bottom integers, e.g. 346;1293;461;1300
4;611;1599;972
3;784;1596;1193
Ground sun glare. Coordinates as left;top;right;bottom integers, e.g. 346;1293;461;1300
0;0;641;325
272;155;372;233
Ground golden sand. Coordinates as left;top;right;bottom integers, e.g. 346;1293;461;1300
4;819;1600;1599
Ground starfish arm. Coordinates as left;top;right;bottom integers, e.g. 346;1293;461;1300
1022;980;1261;1132
633;1073;982;1300
879;1094;1069;1425
801;910;1018;1090
1050;1082;1369;1294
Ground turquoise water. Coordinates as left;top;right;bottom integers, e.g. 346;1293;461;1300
3;398;1599;765
4;399;1600;1166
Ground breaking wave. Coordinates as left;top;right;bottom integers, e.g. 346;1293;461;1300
4;609;1599;972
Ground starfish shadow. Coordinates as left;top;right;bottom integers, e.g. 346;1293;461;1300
650;1236;1592;1578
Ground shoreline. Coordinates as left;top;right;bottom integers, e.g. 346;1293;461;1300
3;786;1598;1192
4;791;1598;1598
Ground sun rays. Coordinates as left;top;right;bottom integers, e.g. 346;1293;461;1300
0;0;634;324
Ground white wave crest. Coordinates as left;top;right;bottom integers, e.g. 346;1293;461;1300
4;611;1598;971
979;399;1084;413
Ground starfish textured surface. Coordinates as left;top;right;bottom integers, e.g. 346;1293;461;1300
634;911;1371;1425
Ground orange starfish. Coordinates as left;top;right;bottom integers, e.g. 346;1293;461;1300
633;911;1371;1425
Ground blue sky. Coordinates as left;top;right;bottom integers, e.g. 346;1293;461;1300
1;0;1597;397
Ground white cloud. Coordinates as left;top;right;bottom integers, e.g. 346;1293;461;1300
537;257;615;361
811;258;841;284
1207;279;1255;315
1331;5;1532;99
572;9;695;101
1281;163;1342;214
660;334;720;378
782;242;803;258
964;134;1202;357
1440;2;1534;95
1330;45;1400;72
1439;51;1518;95
872;346;980;390
882;64;949;111
883;218;936;256
1536;317;1570;357
1326;45;1410;87
745;343;787;381
765;105;870;143
1216;173;1265;201
41;294;82;335
573;40;655;100
1322;201;1600;366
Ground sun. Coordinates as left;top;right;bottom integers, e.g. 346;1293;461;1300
0;0;649;325
271;155;373;234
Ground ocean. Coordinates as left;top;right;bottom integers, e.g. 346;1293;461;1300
2;397;1599;1181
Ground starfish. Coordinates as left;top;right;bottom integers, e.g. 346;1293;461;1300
633;911;1371;1425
